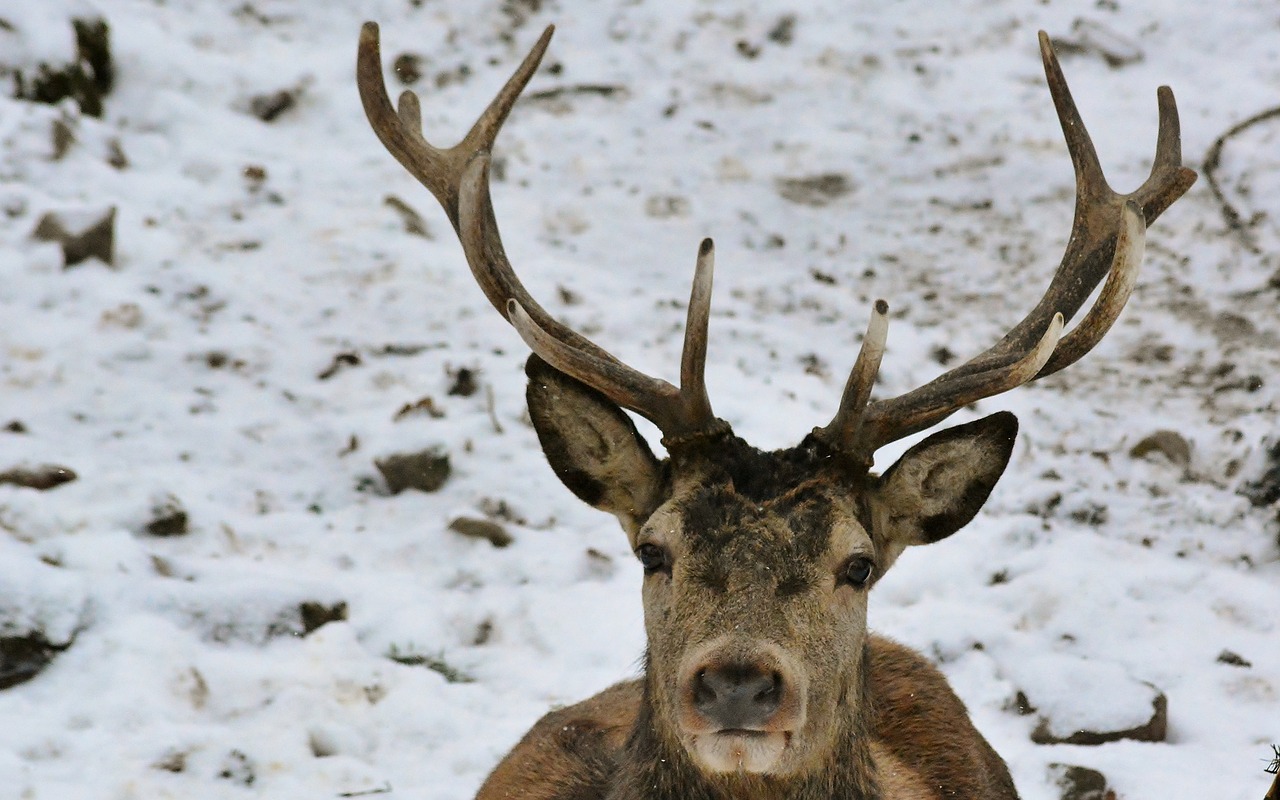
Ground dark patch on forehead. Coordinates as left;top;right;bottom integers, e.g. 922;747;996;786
776;492;836;555
678;482;837;595
664;433;875;594
672;433;846;503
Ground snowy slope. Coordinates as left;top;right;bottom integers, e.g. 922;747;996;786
1;1;1278;798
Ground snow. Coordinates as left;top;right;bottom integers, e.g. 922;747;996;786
1;1;1279;798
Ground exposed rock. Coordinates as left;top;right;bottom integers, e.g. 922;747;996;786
393;52;423;84
446;366;479;397
10;16;113;117
1129;430;1192;467
0;559;87;688
1005;653;1167;745
1031;689;1166;745
775;173;854;206
249;87;298;122
375;447;451;494
144;495;189;537
448;516;513;548
299;601;348;635
1240;439;1280;507
0;463;77;490
32;207;116;267
1048;763;1113;800
767;14;796;46
0;632;68;690
1217;649;1252;668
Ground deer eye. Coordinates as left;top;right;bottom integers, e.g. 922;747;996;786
842;556;874;588
636;543;670;574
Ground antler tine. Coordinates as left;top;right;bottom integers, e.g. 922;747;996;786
822;31;1194;461
1039;30;1109;196
680;240;716;429
358;23;602;356
857;314;1064;451
811;300;889;456
1036;201;1144;377
458;157;721;439
356;21;551;228
1137;85;1199;219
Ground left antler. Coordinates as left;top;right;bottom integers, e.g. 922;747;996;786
812;31;1197;464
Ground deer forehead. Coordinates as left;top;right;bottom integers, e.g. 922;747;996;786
643;481;872;588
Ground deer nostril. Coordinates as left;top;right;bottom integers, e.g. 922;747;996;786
692;664;784;729
694;670;717;706
753;672;781;707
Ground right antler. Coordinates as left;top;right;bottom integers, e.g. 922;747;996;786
356;22;722;443
811;31;1197;465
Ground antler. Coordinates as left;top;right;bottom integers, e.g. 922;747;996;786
356;23;721;441
812;31;1197;464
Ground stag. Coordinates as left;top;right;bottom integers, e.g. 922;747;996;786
357;23;1194;800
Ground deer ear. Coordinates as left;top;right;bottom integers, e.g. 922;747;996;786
871;411;1018;555
525;355;666;532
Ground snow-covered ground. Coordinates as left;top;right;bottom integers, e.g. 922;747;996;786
1;1;1278;798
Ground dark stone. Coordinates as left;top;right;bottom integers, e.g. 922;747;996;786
1241;440;1280;507
1216;649;1252;668
775;173;855;207
447;366;479;397
145;496;188;536
393;52;423;84
0;632;66;690
11;16;113;117
1048;763;1111;800
32;207;116;267
1032;689;1167;745
0;464;77;490
448;516;513;548
299;601;348;635
249;88;297;122
1129;430;1192;466
375;447;451;494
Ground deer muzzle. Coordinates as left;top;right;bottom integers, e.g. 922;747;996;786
676;638;807;774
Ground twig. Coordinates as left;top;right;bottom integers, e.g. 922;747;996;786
525;84;626;103
338;782;392;798
1265;744;1279;800
485;384;505;434
1203;105;1280;253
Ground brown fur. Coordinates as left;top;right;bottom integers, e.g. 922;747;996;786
477;636;1015;800
497;359;1022;799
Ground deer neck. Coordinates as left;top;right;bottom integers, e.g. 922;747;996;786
608;651;881;800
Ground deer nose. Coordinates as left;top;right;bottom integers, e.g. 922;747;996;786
692;664;783;730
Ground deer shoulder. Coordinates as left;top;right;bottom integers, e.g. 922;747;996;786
356;21;1194;800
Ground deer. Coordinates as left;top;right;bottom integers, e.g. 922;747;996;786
356;22;1195;800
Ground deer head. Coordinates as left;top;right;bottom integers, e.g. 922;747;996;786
356;23;1194;790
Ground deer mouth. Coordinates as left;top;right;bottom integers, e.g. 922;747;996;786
690;729;790;775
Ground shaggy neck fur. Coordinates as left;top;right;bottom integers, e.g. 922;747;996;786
605;649;881;800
